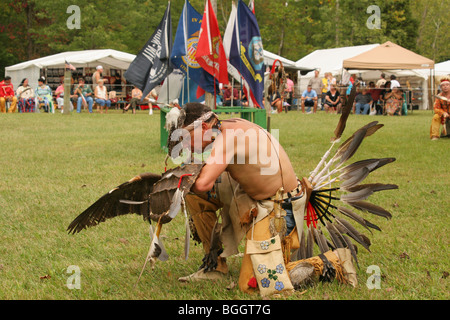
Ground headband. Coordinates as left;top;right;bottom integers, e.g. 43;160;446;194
183;111;217;132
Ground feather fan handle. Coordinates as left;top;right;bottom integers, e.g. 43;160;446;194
309;142;336;182
182;198;190;261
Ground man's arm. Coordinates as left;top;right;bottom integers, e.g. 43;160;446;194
192;130;234;193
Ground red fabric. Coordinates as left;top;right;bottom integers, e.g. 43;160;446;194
247;277;257;288
0;81;14;97
195;0;229;85
196;86;206;99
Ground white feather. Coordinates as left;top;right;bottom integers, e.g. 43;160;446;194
165;107;181;130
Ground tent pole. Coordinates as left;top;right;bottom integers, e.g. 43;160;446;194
63;70;72;115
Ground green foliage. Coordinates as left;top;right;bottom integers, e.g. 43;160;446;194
0;109;448;300
0;0;447;78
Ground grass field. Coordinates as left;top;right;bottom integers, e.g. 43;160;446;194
0;108;448;300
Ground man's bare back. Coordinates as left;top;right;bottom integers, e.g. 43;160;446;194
200;118;298;200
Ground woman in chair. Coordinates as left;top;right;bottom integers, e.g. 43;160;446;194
35;78;54;113
94;79;111;114
16;78;35;113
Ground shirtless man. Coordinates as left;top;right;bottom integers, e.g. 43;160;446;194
174;103;302;292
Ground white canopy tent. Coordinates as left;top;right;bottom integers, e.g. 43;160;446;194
435;60;450;76
5;49;136;90
263;50;297;69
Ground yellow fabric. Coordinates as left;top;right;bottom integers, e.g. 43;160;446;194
430;97;450;138
0;96;17;113
286;250;347;284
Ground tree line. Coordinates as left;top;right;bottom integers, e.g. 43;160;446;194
1;0;448;78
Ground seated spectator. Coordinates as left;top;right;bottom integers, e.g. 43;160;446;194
384;85;403;116
354;88;373;115
268;85;282;113
240;89;249;106
124;85;142;114
223;84;240;106
145;88;158;115
0;76;18;113
301;85;318;114
55;82;74;113
368;81;382;115
35;77;54;113
94;79;111;114
324;84;341;114
16;78;35;113
74;77;94;113
430;78;450;140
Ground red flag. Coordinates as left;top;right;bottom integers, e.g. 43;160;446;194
195;0;229;85
248;0;255;14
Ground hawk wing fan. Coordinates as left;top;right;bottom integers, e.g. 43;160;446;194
67;173;161;234
67;164;204;234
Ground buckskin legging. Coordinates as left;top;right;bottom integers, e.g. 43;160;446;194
184;172;303;293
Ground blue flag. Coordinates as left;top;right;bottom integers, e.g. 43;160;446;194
229;0;264;108
170;0;217;98
179;76;205;105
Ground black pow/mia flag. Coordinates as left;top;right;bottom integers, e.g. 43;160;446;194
125;2;173;98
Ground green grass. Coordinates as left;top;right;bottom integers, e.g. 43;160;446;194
0;109;448;300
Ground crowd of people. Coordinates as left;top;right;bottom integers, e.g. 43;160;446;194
2;66;449;141
292;71;407;116
0;65;158;115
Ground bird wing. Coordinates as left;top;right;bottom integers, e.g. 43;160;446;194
67;164;204;234
67;172;161;234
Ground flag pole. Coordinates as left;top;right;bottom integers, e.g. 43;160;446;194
185;0;190;104
166;1;171;107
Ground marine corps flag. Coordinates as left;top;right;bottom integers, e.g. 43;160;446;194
229;0;264;108
195;0;229;86
125;2;173;98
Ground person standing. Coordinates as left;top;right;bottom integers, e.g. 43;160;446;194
308;70;323;109
376;73;387;88
92;66;104;90
285;74;295;110
0;76;18;113
321;73;329;110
